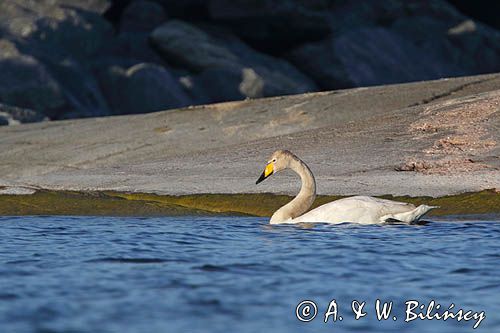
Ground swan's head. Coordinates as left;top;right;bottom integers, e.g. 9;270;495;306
256;150;295;184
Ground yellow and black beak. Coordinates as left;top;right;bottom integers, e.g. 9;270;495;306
256;162;274;184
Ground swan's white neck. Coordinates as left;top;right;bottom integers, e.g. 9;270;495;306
270;157;316;224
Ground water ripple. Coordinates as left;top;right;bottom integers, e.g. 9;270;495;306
86;258;174;264
0;216;498;333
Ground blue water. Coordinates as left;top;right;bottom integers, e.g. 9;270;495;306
0;216;499;333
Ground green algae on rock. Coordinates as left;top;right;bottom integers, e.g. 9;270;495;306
1;189;499;217
110;190;500;217
0;190;215;216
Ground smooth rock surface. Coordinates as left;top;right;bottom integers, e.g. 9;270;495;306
0;74;499;197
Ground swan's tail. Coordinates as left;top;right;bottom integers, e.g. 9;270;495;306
383;205;439;224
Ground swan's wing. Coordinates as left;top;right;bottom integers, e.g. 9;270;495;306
293;196;417;224
352;196;417;216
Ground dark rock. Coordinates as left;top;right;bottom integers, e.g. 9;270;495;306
0;103;47;126
216;25;317;95
332;27;459;86
153;0;208;19
97;63;191;115
53;0;112;14
30;9;113;61
195;67;262;103
0;0;111;24
191;63;315;103
207;0;332;52
151;20;240;71
329;0;465;33
105;0;208;26
0;1;114;118
450;21;500;74
120;0;167;33
177;75;212;105
1;0;499;121
103;32;168;65
287;0;499;89
44;58;111;119
0;40;66;118
151;20;317;101
289;26;465;88
0;2;114;60
287;41;353;90
448;0;500;30
394;17;500;75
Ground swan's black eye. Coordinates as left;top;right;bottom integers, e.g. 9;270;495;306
272;159;276;163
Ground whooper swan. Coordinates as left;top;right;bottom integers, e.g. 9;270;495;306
256;150;437;224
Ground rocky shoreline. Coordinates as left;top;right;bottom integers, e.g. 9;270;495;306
1;189;499;217
1;74;499;207
2;0;500;122
1;1;499;215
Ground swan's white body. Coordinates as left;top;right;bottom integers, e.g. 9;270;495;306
281;196;435;225
256;150;437;225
